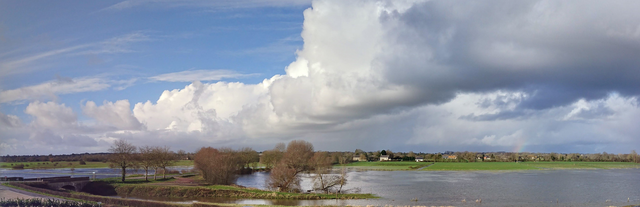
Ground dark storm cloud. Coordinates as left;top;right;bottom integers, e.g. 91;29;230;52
379;0;640;110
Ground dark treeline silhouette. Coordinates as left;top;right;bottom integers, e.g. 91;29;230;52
1;151;194;163
1;153;111;163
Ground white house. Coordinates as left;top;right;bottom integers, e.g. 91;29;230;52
379;155;391;161
415;156;424;162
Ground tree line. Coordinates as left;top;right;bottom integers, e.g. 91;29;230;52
1;153;112;163
107;140;188;182
193;140;349;194
347;149;640;163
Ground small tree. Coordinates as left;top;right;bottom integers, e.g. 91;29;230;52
153;146;175;179
238;147;260;170
310;151;342;193
267;140;314;192
108;139;137;182
260;143;285;169
138;146;156;181
194;147;242;184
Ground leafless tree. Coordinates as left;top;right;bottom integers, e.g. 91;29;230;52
108;139;137;182
238;147;260;170
138;146;156;181
267;162;300;192
260;143;285;169
310;151;341;193
359;153;367;161
153;146;175;179
194;147;241;184
176;150;187;160
267;140;314;192
407;151;416;158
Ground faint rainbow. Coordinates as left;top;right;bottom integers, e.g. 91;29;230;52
512;139;527;152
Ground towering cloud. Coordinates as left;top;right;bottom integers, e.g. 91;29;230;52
3;0;640;154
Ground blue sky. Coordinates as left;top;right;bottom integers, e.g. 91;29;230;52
2;0;640;155
1;1;306;121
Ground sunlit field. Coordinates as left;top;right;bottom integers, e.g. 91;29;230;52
340;161;429;170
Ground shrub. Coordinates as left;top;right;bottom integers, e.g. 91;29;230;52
11;164;24;169
79;160;87;165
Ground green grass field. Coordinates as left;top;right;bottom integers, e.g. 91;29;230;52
520;162;640;169
421;161;640;171
0;160;194;169
339;161;429;170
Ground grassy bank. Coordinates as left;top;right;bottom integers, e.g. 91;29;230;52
339;161;428;171
421;161;640;171
112;184;376;200
0;160;194;169
92;175;376;200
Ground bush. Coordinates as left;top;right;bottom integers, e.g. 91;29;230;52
79;160;87;165
11;164;24;169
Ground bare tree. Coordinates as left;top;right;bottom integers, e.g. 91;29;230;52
154;146;175;179
267;162;300;192
238;147;260;170
194;147;241;184
267;140;314;192
138;146;156;181
108;139;137;182
176;150;187;160
310;151;340;193
260;143;285;169
336;167;348;193
407;151;416;158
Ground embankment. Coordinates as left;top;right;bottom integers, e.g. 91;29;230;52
113;185;374;200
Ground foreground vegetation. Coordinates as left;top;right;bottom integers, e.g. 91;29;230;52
95;175;376;200
4;183;214;207
114;183;376;200
0;198;100;207
421;161;640;171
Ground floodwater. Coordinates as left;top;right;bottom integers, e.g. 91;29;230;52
127;169;640;207
4;167;640;206
0;166;193;180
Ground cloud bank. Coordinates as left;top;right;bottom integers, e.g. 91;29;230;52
2;0;640;154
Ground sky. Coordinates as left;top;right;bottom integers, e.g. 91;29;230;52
1;0;640;155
